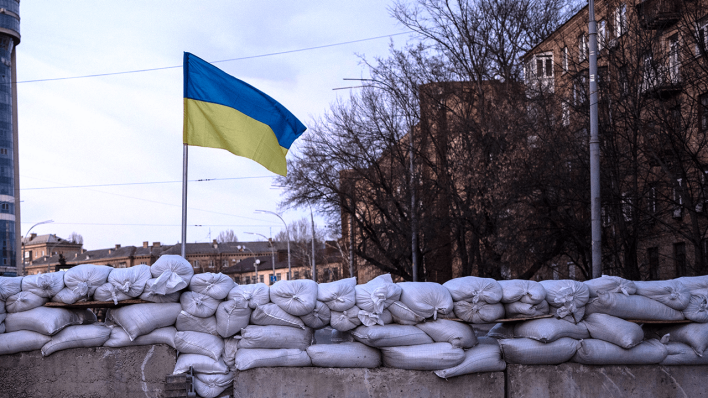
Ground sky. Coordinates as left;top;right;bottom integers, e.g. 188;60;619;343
16;1;411;250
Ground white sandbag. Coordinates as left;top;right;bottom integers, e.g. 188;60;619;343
175;311;218;336
188;272;234;300
351;324;434;347
683;294;708;323
654;322;708;355
0;322;4;334
585;292;685;321
5;307;80;335
486;323;516;339
387;301;425;325
355;274;402;314
443;277;503;304
93;283;132;305
0;276;23;301
416;319;477;348
69;309;97;325
498;280;546;304
270;279;319;316
381;342;465;370
539;280;589;323
174;353;229;375
330;305;362;331
0;300;5;324
300;301;331;329
504;300;549;318
215;300;251;338
5;291;47;313
223;337;238;368
226;283;270;310
139;279;181;303
149;255;194;295
453;301;505;324
633;280;691;310
51;286;85;304
660;342;708;365
194;371;234;398
104;326;176;348
0;330;51;355
108;303;181;341
572;338;667;365
250;303;306;329
582;313;642;349
21;272;65;298
235;348;312;370
398;281;454;320
318;277;357;311
357;309;392;327
106;264;151;298
238;325;313;350
64;264;113;298
513;318;589;343
175;331;224;361
676;275;708;294
307;342;381;368
41;324;111;356
584;275;636;297
434;343;506;378
180;291;220;318
499;337;579;365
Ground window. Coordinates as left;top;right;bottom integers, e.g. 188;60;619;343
294;271;300;279
276;273;282;281
562;102;570;126
647;186;657;215
333;268;339;280
551;263;559;280
579;34;588;61
621;193;633;222
193;260;200;268
674;242;686;277
234;276;241;284
619;66;629;96
259;274;264;283
668;34;680;84
648;247;659;280
563;47;568;72
244;276;250;284
598;20;607;51
696;17;708;56
602;206;611;227
525;53;554;93
673;178;683;218
615;3;627;38
642;53;655;92
567;261;576;279
0;148;6;155
700;93;708;132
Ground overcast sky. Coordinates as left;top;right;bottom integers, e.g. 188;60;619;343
17;1;410;249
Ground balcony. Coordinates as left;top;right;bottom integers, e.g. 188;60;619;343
636;0;681;30
641;65;683;98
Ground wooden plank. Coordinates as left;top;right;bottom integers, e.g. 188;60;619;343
626;319;691;324
495;314;554;323
43;299;151;309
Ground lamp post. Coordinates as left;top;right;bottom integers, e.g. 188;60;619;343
255;210;291;280
253;259;260;283
22;219;53;274
245;231;276;284
237;244;260;284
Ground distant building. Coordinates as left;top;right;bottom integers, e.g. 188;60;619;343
22;233;83;274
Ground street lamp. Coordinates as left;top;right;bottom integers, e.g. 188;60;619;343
255;210;291;280
22;219;53;274
237;245;260;284
245;231;276;284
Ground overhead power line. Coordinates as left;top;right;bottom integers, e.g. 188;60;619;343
21;222;280;227
20;176;273;190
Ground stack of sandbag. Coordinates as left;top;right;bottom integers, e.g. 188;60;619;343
675;276;708;323
319;278;356;331
0;276;23;334
52;264;113;304
443;277;505;323
540;280;589;323
644;321;708;365
354;274;401;326
498;280;549;319
142;255;194;301
495;317;586;365
94;264;151;305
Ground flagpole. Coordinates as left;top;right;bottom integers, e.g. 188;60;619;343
181;143;188;257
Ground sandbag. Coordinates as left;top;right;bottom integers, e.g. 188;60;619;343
572;338;667;365
41;324;111;356
443;277;503;304
416;319;477;348
0;276;22;301
238;325;313;350
270;279;319;316
226;283;270;310
498;280;546;304
0;330;51;355
175;331;224;361
21;272;65;298
106;264;151;298
307;342;381;368
683;294;708;323
234;348;312;371
398;282;453;320
149;255;194;295
653;322;708;355
387;301;425;325
103;326;176;349
355;274;401;314
584;275;636;297
5;291;47;313
504;300;549;318
499;337;579;365
5;307;80;335
357;309;392;327
513;318;589;343
582;313;643;349
50;287;85;305
633;280;691;310
676;275;708;294
300;301;331;329
223;337;238;368
453;301;505;324
180;291;220;318
585;292;685;321
434;343;506;378
188;272;234;300
381;342;465;370
660;342;708;365
93;283;132;305
318;277;357;311
215;300;251;338
486;323;516;339
64;264;113;298
194;372;234;398
108;303;181;341
250;303;306;329
330;305;362;332
540;280;589;323
351;324;433;347
174;353;229;375
175;311;218;336
0;300;5;324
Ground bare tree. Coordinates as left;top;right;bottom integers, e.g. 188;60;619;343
68;232;83;245
216;230;238;243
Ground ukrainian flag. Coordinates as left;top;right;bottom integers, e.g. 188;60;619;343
183;52;306;176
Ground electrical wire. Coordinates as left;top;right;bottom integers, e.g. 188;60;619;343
20;176;273;190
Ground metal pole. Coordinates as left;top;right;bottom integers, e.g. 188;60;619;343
410;128;418;281
588;0;602;279
311;207;316;281
255;210;290;280
181;144;188;258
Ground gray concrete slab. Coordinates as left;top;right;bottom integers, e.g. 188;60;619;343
232;367;505;398
507;363;708;398
0;344;176;398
